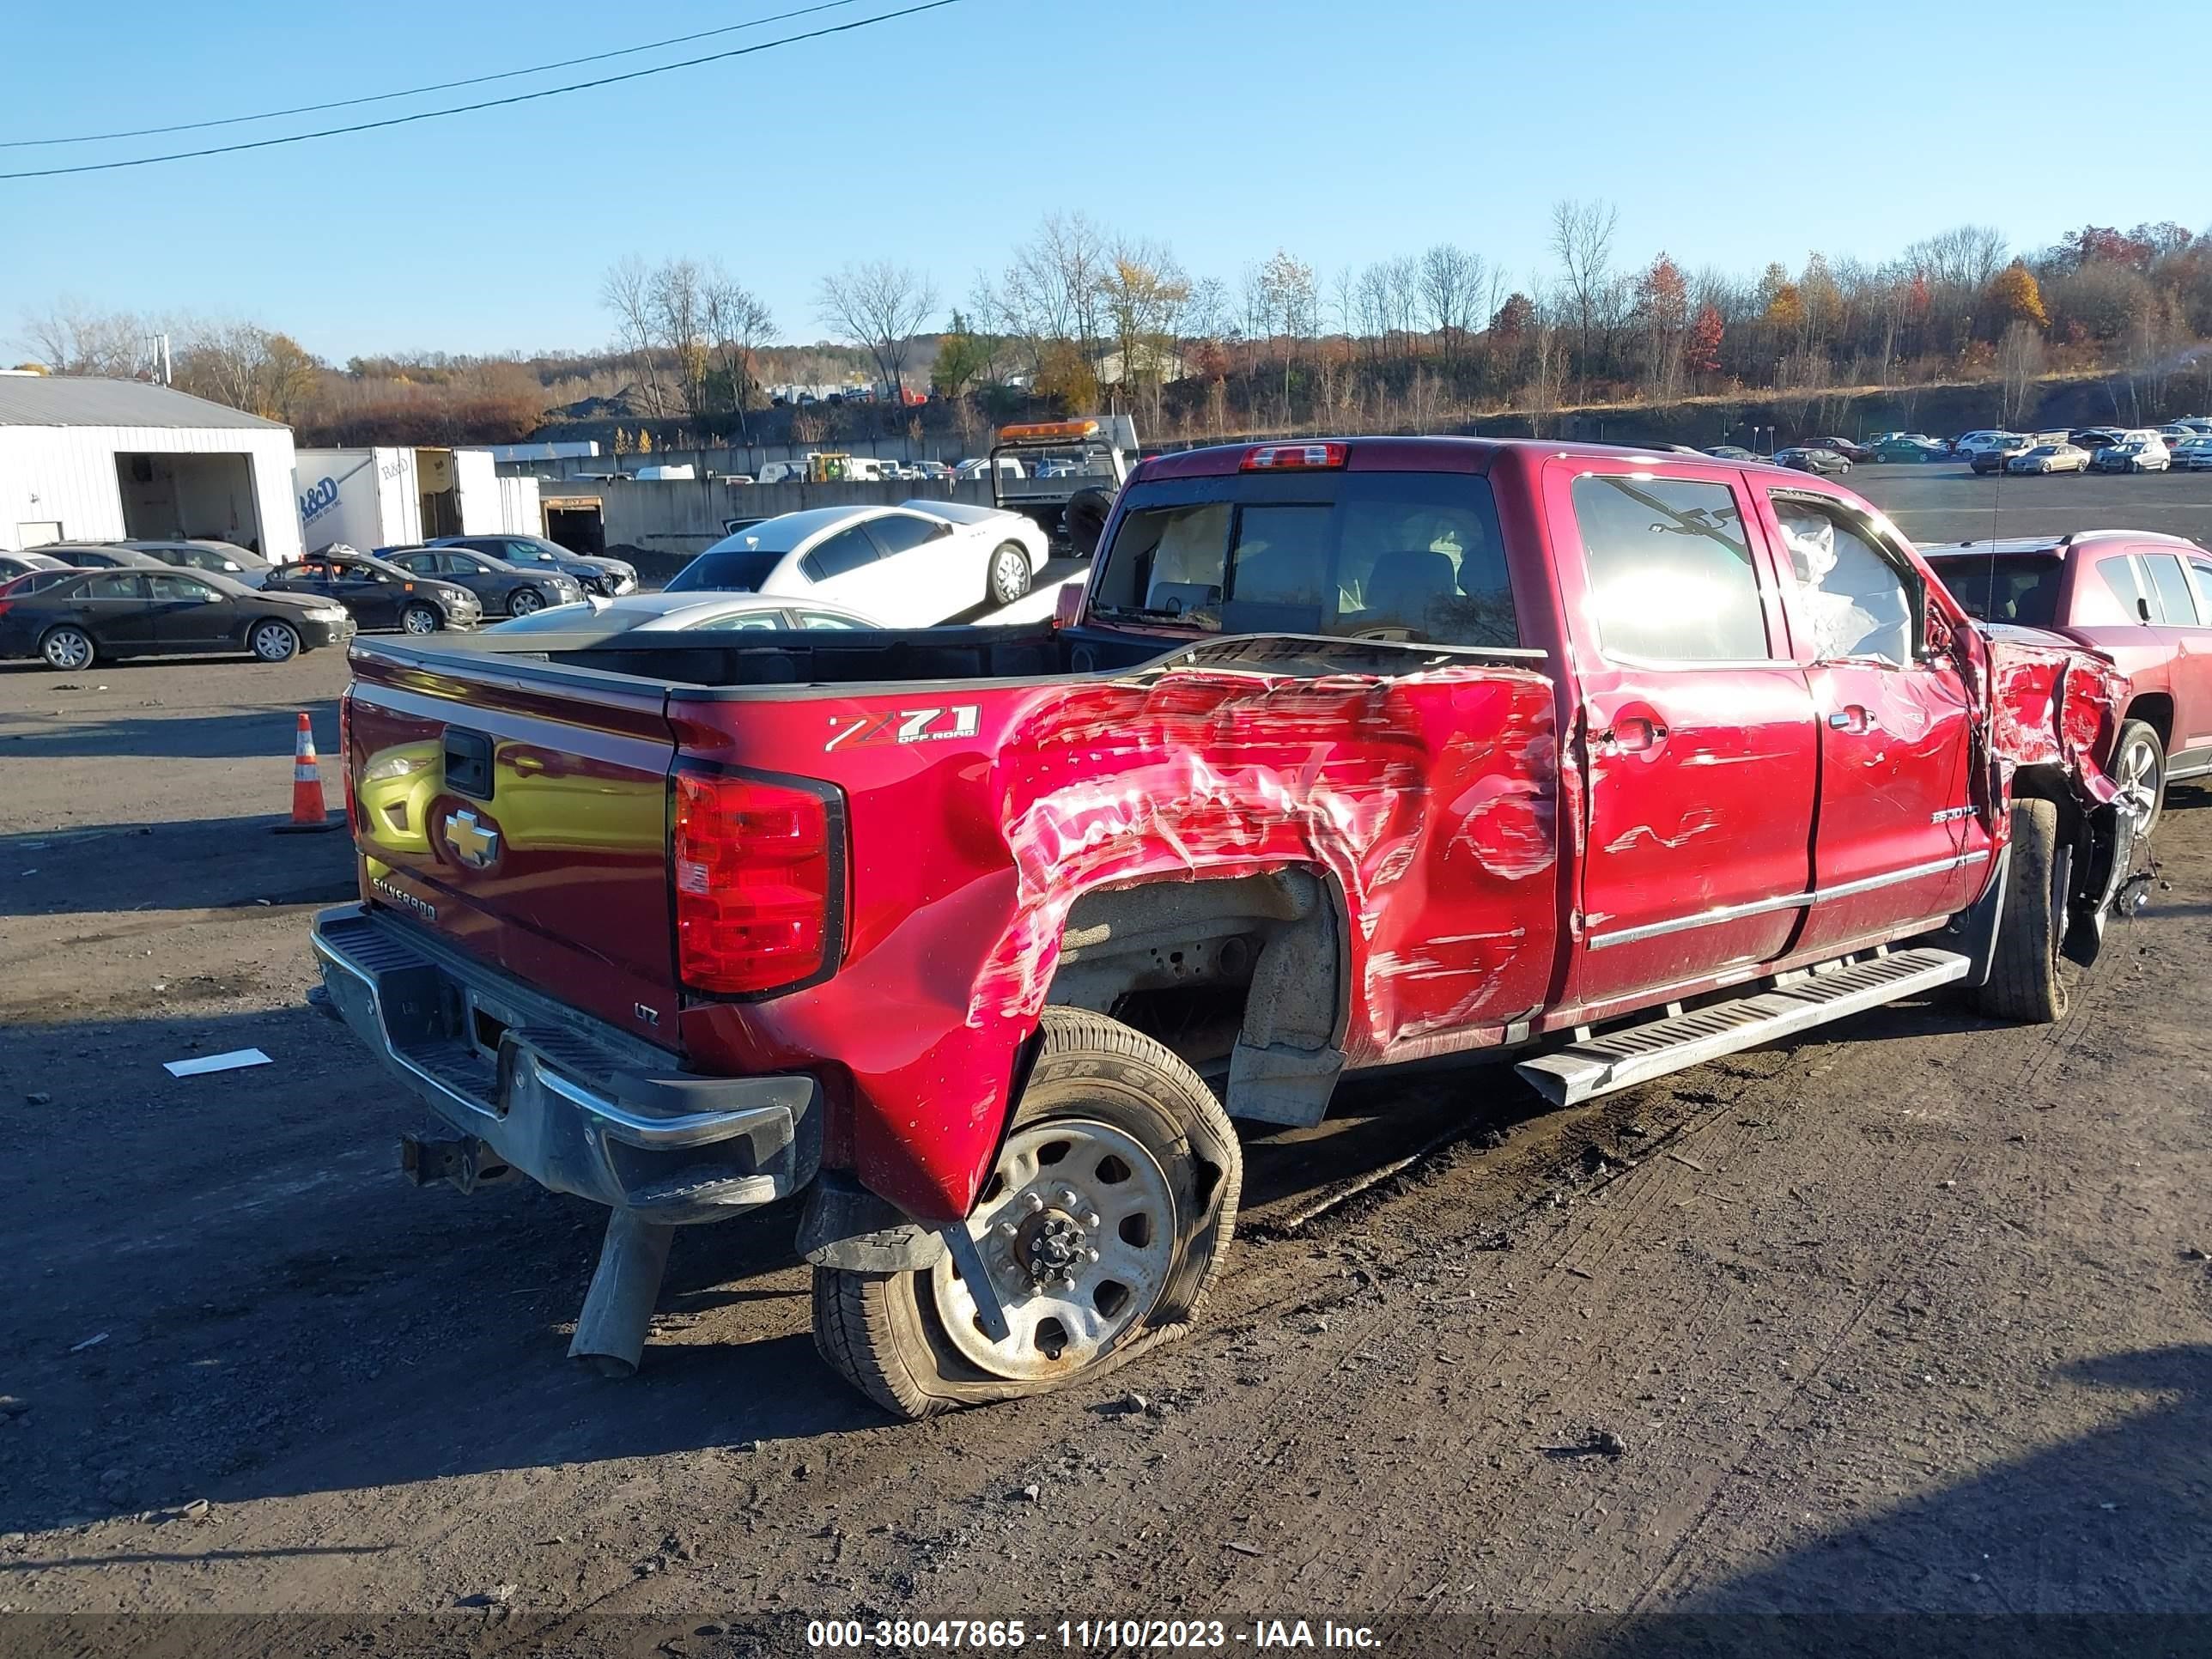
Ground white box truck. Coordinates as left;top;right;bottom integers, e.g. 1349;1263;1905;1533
294;447;538;555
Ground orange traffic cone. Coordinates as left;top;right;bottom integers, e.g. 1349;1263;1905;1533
274;711;341;834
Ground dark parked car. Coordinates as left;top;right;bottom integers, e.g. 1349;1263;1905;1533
122;538;273;586
1971;437;2037;475
428;534;637;596
0;551;71;581
0;568;89;599
386;545;584;618
264;550;482;635
31;544;169;570
0;568;356;670
1805;435;1872;462
1701;445;1758;461
1772;446;1853;476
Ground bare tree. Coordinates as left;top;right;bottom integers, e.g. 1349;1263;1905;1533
648;257;709;416
1419;244;1486;367
600;256;668;416
174;322;320;421
817;260;939;397
702;264;773;440
1997;321;2046;426
1098;239;1190;427
999;213;1110;380
1549;198;1619;395
18;301;154;377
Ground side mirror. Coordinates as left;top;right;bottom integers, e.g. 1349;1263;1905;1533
1922;611;1954;656
1052;582;1085;629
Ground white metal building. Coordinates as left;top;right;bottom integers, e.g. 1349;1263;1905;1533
0;373;303;560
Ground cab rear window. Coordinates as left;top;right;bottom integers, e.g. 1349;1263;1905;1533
1091;471;1516;647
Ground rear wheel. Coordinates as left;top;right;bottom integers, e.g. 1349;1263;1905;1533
812;1006;1242;1418
2111;718;2166;836
248;619;300;663
1972;797;2071;1024
40;626;94;671
987;542;1032;608
399;603;440;635
507;587;545;617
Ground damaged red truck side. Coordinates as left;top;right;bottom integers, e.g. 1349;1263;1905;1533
313;437;2140;1418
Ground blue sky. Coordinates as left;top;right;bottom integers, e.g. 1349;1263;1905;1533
5;0;2208;362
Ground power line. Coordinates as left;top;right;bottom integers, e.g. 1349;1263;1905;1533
0;0;958;180
0;0;866;149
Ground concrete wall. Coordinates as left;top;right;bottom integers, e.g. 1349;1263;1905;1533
506;431;981;483
544;477;1008;570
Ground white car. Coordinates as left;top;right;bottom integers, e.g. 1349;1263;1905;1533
484;592;884;635
1954;429;2026;458
665;501;1051;623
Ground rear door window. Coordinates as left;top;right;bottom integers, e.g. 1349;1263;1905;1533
1095;472;1516;647
861;514;942;557
1769;495;1916;665
146;573;216;601
2100;556;2150;621
801;527;880;582
1571;474;1768;661
2142;553;2201;624
83;574;145;599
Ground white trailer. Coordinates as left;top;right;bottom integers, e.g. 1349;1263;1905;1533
294;447;538;554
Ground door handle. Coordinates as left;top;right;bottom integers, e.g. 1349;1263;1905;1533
1828;706;1879;732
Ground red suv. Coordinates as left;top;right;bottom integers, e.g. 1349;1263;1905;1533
1925;531;2212;826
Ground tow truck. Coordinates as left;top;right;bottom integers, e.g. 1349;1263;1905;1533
987;415;1139;551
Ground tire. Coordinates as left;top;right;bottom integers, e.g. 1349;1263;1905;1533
507;587;545;617
1972;797;2071;1024
812;1006;1243;1419
988;541;1032;609
248;619;300;663
2110;717;2166;837
40;626;94;672
400;603;440;635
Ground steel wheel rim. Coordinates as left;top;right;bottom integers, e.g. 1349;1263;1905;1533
46;630;89;669
2117;735;2161;821
252;622;295;660
930;1116;1176;1380
510;589;543;616
402;607;435;635
993;547;1024;599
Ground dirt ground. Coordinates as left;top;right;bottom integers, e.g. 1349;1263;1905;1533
2;643;2209;1657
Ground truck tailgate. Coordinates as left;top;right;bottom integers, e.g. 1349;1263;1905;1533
344;646;682;1048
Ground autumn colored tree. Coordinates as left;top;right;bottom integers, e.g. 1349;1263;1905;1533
1990;260;2050;331
1763;283;1806;331
1686;304;1724;378
929;311;993;401
1490;292;1537;340
1636;252;1689;396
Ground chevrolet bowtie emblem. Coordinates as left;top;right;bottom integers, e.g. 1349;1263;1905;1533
443;808;501;869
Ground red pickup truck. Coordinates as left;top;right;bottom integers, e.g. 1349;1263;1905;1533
313;437;2139;1418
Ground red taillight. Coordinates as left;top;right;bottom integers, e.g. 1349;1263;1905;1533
672;766;841;996
1241;441;1348;471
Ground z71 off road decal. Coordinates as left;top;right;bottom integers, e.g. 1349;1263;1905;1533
826;706;981;751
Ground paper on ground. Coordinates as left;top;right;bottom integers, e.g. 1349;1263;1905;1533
163;1048;272;1079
